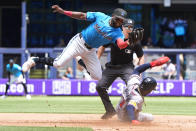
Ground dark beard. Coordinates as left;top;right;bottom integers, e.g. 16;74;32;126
109;19;120;28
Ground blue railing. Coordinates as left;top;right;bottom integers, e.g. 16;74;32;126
0;48;196;79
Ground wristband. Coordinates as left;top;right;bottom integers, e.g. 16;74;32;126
63;11;72;17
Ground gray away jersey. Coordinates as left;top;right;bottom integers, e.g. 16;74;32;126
116;74;154;122
116;74;143;121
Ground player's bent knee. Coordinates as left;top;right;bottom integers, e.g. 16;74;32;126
91;76;101;80
91;74;102;80
96;85;102;92
53;63;64;69
96;83;106;90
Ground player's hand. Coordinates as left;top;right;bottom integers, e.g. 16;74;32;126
51;5;64;13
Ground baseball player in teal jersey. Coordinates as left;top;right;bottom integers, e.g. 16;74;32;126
22;5;130;80
1;59;31;100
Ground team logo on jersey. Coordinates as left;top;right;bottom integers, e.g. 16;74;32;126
94;24;112;40
125;49;132;54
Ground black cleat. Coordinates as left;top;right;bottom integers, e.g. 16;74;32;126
101;111;116;120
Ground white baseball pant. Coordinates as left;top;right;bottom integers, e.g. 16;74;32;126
53;33;102;80
137;112;153;122
8;74;26;85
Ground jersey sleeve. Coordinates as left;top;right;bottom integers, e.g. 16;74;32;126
6;64;9;71
86;12;105;22
133;44;143;58
15;64;22;71
113;31;125;44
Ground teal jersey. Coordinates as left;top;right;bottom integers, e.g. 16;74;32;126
81;12;124;48
6;64;22;77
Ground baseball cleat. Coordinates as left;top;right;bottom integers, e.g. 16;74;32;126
150;56;170;67
22;57;38;72
101;111;116;119
131;120;141;125
26;94;31;100
1;95;6;99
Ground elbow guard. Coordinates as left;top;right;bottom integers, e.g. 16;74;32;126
116;38;129;49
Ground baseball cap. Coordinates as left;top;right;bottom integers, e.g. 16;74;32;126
112;8;127;19
9;59;14;63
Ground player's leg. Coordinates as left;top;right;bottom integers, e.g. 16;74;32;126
22;83;28;94
22;83;31;100
120;65;134;85
76;56;90;75
132;63;151;75
132;56;170;75
96;67;117;119
1;82;10;99
137;112;153;122
22;33;85;72
16;74;31;100
81;49;102;80
2;76;15;99
116;98;130;122
150;56;170;67
76;56;87;70
19;81;31;100
4;83;10;95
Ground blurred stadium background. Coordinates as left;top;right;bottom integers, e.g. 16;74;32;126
0;0;196;97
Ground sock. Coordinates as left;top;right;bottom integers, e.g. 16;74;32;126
22;83;28;95
126;105;136;121
78;59;87;69
5;83;10;95
38;57;54;66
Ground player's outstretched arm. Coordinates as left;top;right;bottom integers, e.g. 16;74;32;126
52;5;86;20
97;46;106;59
116;28;144;50
116;38;129;49
132;56;170;75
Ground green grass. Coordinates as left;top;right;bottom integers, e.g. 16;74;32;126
143;97;196;115
0;96;196;115
0;126;93;131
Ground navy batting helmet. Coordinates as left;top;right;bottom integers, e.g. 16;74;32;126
139;77;157;96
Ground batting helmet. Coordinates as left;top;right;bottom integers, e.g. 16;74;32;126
112;8;127;19
139;77;157;96
123;18;135;28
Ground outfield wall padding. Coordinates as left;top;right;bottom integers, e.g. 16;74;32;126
0;79;196;96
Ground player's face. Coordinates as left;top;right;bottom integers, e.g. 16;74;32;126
10;63;13;67
124;25;133;32
111;16;124;28
122;26;133;39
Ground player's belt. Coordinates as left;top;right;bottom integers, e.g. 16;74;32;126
79;33;92;49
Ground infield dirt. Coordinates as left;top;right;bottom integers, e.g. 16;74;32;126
0;113;195;131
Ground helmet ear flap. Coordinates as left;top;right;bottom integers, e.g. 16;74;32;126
140;77;157;96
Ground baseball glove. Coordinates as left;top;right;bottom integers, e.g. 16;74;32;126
128;28;144;45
